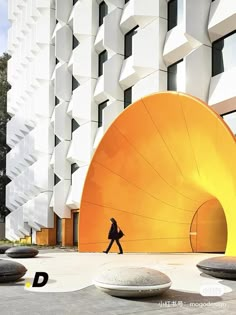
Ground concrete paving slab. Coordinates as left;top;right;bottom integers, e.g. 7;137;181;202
0;250;236;315
16;252;234;294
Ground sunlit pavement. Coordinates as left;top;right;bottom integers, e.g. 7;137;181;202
0;249;236;315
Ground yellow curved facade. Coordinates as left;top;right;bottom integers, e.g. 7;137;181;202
79;92;236;255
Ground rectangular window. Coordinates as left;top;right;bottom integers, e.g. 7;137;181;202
167;59;183;91
71;163;79;175
168;0;177;31
98;50;107;77
71;163;79;184
56;216;62;245
98;100;108;127
212;31;236;77
54;174;60;186
221;110;236;135
99;1;108;26
73;36;79;49
72;118;80;133
124;87;132;108
55;96;59;106
73;212;79;246
124;26;138;59
55;135;61;146
72;76;79;91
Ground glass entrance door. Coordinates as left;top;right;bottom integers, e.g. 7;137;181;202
73;212;79;246
56;216;62;245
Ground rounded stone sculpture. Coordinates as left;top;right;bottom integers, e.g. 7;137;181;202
0;245;12;254
94;266;171;298
197;256;236;280
0;259;27;283
6;246;39;258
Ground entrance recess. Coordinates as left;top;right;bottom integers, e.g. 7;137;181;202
190;199;227;253
79;92;236;255
56;216;62;245
73;212;79;246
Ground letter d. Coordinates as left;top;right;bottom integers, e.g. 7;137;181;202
32;272;49;287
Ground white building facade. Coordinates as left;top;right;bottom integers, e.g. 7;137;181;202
6;0;236;245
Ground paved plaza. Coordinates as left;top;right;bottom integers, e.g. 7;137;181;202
0;249;236;315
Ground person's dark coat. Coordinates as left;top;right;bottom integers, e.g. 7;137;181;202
108;222;119;240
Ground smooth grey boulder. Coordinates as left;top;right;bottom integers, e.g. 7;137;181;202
0;259;27;283
197;256;236;280
6;246;39;258
0;245;12;254
94;266;171;297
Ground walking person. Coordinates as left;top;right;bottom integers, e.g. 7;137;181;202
103;218;123;254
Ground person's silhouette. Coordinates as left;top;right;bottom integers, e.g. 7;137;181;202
103;218;123;254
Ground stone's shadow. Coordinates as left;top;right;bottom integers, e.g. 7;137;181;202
4;255;53;259
113;289;223;304
200;272;216;279
35;256;53;259
6;257;37;259
200;271;236;288
0;278;25;286
45;279;57;284
24;278;57;285
0;278;57;287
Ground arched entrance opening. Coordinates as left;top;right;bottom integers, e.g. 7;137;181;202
190;199;227;253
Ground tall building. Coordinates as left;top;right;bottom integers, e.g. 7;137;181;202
6;0;236;246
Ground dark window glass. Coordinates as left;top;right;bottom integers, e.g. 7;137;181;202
72;76;79;91
221;110;236;134
56;216;62;245
98;100;108;127
124;87;132;108
212;40;224;76
54;174;60;186
98;50;107;77
73;212;79;245
55;135;61;146
167;63;177;91
125;0;130;3
221;110;236;118
168;0;177;31
73;0;78;5
124;26;138;59
72;118;80;133
167;59;183;91
71;163;79;184
56;19;58;24
55;96;59;106
56;58;59;64
71;163;79;177
212;31;236;77
73;36;79;49
99;1;108;26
